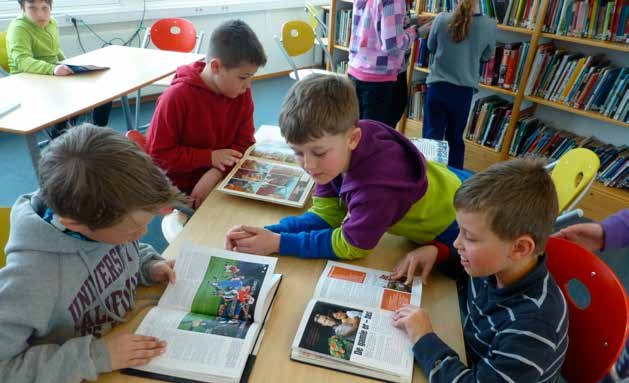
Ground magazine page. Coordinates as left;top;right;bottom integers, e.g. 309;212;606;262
293;300;414;378
158;244;277;323
133;306;259;381
410;138;450;164
313;261;422;312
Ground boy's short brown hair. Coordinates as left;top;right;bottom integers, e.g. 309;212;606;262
38;124;186;230
454;159;558;254
207;19;267;69
279;73;359;144
18;0;51;6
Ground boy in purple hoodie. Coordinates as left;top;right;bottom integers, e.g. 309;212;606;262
224;73;466;263
555;209;629;382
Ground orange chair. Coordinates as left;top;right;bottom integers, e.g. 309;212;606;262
545;237;629;382
135;18;205;130
125;129;147;151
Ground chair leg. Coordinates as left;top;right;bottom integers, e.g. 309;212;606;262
274;35;300;80
134;89;142;132
120;95;134;131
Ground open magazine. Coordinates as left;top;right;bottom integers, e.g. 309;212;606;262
64;64;110;74
217;125;315;208
410;137;450;165
291;261;422;383
123;245;282;383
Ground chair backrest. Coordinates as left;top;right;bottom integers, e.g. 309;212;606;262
0;31;9;75
126;130;147;151
550;148;600;213
0;207;10;268
545;237;628;383
281;20;316;57
144;18;200;53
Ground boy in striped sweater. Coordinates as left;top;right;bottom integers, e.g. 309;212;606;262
392;159;568;382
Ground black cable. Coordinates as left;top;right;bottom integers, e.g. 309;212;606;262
71;17;87;53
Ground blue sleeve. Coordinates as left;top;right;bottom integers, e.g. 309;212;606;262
279;228;339;259
265;212;331;234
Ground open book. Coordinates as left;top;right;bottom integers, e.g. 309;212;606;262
123;245;282;383
217;125;315;208
291;261;422;383
410;137;450;165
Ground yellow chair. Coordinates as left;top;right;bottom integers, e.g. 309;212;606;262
274;19;334;81
0;207;10;268
0;31;9;76
546;148;600;224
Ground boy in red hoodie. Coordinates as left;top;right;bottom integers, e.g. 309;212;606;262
147;20;267;208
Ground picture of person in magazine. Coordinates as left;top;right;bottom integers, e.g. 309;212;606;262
233;168;265;182
377;273;412;293
241;159;271;173
264;173;293;187
299;302;364;361
178;313;251;339
288;181;308;202
225;178;256;193
256;184;288;199
270;165;303;177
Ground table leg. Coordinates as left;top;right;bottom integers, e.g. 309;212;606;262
25;133;40;178
120;95;135;131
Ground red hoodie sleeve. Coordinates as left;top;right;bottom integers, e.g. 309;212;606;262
147;88;214;173
229;89;256;154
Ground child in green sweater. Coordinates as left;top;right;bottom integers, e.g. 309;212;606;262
7;0;112;137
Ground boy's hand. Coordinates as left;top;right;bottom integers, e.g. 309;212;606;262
212;149;243;172
224;225;280;255
104;333;166;370
390;245;438;285
392;305;433;344
149;259;176;284
552;222;604;252
191;168;224;209
54;65;73;76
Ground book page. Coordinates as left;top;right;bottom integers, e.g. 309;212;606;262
293;300;414;379
134;306;259;380
314;261;422;312
410;138;450;165
158;244;276;323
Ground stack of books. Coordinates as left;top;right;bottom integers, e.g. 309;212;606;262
408;81;427;121
465;95;516;151
525;43;629;122
414;37;432;69
542;0;629;43
335;9;353;47
480;41;531;91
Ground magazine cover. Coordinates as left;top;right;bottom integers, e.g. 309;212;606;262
410;138;450;164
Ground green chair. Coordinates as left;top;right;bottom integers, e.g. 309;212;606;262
0;31;10;76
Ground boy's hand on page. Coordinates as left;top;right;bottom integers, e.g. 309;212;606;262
390;245;438;286
149;259;176;284
225;225;256;251
191;168;223;209
104;333;167;370
225;225;280;255
211;149;242;172
552;222;604;252
54;64;73;76
392;305;433;344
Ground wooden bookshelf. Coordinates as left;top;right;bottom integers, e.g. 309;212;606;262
398;0;629;218
405;118;423;137
525;96;629;128
539;33;629;53
334;44;350;52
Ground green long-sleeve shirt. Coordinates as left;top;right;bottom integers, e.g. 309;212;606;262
7;14;65;75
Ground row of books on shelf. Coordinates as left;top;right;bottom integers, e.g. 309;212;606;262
542;0;629;42
509;117;628;188
413;37;434;68
480;41;530;91
407;81;427;121
465;95;515;151
336;60;349;74
524;43;629;122
422;0;536;28
335;9;353;47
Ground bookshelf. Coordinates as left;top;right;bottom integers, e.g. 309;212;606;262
398;0;628;220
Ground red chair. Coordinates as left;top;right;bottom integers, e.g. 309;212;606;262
125;129;147;151
545;237;629;383
135;18;205;130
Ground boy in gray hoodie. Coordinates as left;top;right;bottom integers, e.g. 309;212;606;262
0;124;188;382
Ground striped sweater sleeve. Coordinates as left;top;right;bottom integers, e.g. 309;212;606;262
413;318;567;383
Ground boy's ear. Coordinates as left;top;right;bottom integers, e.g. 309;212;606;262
509;235;536;261
58;216;89;233
208;58;222;73
347;127;362;150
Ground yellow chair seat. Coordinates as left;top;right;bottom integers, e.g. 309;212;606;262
0;31;9;74
282;20;316;57
0;207;10;268
551;148;600;213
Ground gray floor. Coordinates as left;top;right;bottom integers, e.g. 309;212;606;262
1;75;626;293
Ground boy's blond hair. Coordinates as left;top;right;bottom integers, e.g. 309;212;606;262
38;124;187;229
454;159;558;254
279;73;359;144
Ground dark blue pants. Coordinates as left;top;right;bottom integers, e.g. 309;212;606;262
349;74;397;129
423;81;474;169
47;102;113;139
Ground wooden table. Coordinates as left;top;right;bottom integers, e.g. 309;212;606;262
0;45;203;174
97;191;466;383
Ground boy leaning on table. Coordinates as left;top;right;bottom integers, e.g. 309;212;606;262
6;0;112;137
392;159;569;382
0;124;188;382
